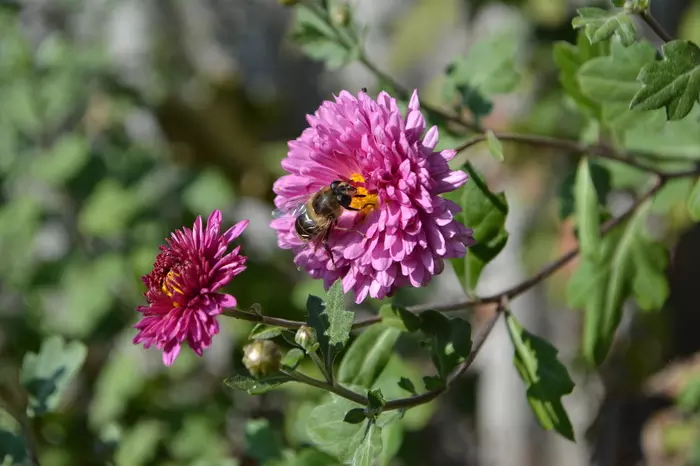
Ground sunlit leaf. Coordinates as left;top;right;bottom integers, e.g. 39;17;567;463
486;130;504;162
630;40;700;120
352;422;382;466
282;349;305;370
249;324;283;341
338;325;401;389
574;158;601;259
446;163;509;293
506;313;575;441
290;5;359;70
20;335;87;417
572;7;637;47
223;373;291;395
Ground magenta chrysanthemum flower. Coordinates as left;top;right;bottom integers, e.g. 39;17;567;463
271;89;475;303
133;210;249;366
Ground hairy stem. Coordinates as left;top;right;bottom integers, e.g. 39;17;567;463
281;369;368;405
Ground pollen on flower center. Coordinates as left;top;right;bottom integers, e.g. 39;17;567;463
161;269;183;301
348;173;378;212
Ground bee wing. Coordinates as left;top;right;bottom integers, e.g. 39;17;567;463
271;194;311;219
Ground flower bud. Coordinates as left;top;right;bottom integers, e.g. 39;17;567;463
330;2;350;28
242;340;281;377
295;325;319;353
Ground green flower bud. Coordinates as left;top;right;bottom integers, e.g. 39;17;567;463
242;340;281;377
295;325;319;353
330;2;350;28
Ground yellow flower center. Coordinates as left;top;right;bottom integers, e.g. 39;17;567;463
348;173;378;212
161;270;183;306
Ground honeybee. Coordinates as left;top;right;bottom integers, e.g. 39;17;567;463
272;180;370;266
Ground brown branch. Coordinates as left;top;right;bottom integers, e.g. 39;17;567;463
455;132;669;175
639;10;674;43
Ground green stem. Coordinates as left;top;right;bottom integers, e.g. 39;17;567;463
281;369;368;405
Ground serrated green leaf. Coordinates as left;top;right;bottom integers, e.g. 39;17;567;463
572;7;637;47
324;279;353;348
630;40;700;120
290;5;359;70
20;335;87;417
447;163;508;293
444;32;521;98
223;373;291;395
553;32;609;117
306;395;372;462
575;158;602;259
352;423;382;466
245;419;283;464
688;178;700;220
306;280;352;378
506;313;575;441
378;304;420;332
282;349;305;370
338;325;401;389
578;40;656;102
397;377;417;395
249;324;283;340
343;408;367;424
486;130;504;162
623;108;700;158
420;311;472;380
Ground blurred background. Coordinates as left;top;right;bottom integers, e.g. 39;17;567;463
1;0;700;465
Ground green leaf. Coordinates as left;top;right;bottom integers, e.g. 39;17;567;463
31;133;90;186
568;199;667;365
444;32;521;98
623;109;700;158
558;160;611;220
630;40;700;121
290;5;359;70
20;335;87;417
486;130;504;162
420;311;472;380
282;349;305;370
506;313;575;441
379;422;403;466
352;423;382;466
367;389;386;411
306;280;352;377
223;373;291;395
0;411;28;466
183;168;236;215
324;280;353;347
578;40;656;103
244;419;283;464
446;163;509;293
553;32;608;117
249;324;283;340
572;7;637;47
575;158;602;259
688;178;700;220
378;304;420;332
397;377;417;396
306;394;382;463
338;325;401;389
78;179;142;238
114;420;165;466
343;408;367;424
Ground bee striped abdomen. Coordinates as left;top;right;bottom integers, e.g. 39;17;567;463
294;210;321;240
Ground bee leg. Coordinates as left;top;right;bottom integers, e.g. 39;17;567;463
333;226;366;238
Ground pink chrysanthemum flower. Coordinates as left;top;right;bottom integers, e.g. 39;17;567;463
134;210;249;366
271;89;475;303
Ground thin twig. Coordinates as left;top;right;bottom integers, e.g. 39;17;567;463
281;368;368;405
455;132;665;175
639;10;674;43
